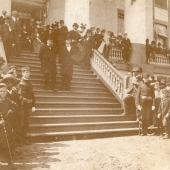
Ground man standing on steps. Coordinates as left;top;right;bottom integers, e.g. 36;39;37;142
121;33;131;64
18;67;35;144
39;39;58;91
60;34;77;92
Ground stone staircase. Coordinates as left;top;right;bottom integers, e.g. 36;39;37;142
9;51;140;142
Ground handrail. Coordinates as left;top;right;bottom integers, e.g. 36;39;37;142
91;50;126;108
148;54;170;66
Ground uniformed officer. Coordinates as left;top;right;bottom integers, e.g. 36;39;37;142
137;74;155;136
18;67;35;144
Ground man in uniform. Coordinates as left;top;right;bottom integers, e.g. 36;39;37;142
122;67;143;118
136;74;155;136
19;67;35;144
121;33;131;64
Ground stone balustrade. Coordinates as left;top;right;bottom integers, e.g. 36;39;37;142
148;54;170;66
91;50;125;106
109;47;123;61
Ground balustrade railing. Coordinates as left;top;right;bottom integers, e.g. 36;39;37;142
109;47;123;61
91;50;125;106
148;54;170;66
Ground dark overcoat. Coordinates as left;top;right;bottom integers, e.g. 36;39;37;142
60;44;77;76
39;45;58;74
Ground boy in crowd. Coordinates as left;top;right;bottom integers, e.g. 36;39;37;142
18;67;35;144
0;83;16;167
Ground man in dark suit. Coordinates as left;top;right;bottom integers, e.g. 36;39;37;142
69;23;81;43
121;33;131;63
9;11;21;57
0;15;13;62
0;10;7;25
39;39;58;90
60;34;77;92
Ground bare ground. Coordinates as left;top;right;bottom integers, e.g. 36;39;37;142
0;135;170;170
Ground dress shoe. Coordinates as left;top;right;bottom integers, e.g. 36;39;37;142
140;133;147;136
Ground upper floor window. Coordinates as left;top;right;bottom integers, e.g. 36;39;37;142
155;0;167;9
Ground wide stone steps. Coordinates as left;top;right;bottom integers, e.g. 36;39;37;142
35;102;120;108
35;95;116;102
9;51;140;142
28;121;138;133
34;108;123;116
34;90;113;97
30;115;136;124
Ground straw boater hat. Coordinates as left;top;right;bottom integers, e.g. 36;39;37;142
1;74;16;83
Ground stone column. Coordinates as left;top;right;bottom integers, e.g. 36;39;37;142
0;0;11;16
65;0;90;30
124;0;152;65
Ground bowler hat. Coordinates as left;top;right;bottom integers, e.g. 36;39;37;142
0;83;7;88
60;20;64;24
1;74;16;83
73;23;79;27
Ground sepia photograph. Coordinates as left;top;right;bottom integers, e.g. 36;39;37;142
0;0;170;169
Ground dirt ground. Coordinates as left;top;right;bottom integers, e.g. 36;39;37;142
0;135;170;170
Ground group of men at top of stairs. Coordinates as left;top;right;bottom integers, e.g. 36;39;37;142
0;65;35;167
121;67;170;139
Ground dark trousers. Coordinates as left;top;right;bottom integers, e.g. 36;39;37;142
3;41;12;62
21;106;31;141
44;73;56;88
62;74;72;91
83;54;92;69
13;38;21;57
122;49;130;62
123;94;136;115
141;98;152;134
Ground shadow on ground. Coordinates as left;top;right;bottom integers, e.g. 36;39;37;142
0;142;70;170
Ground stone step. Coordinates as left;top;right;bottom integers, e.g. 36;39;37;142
33;85;109;93
34;90;113;97
35;102;120;108
30;115;136;124
29;80;105;89
17;72;97;79
35;95;117;102
28;121;138;133
15;64;94;74
27;127;157;143
34;108;123;116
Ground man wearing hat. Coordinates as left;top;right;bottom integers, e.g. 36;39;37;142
18;67;35;144
69;23;81;43
94;28;103;49
59;20;68;35
83;29;93;70
39;39;58;90
0;10;7;25
60;34;77;91
136;73;155;136
9;11;21;58
122;67;143;117
1;74;23;146
121;33;131;64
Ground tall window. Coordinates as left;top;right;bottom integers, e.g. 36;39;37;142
155;0;167;9
117;13;124;35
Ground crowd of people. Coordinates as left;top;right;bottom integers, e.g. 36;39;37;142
0;65;35;167
146;39;170;64
122;67;170;138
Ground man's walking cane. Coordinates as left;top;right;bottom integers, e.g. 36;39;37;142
0;113;13;164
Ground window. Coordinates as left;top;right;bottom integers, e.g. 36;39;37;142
117;13;124;36
155;0;167;9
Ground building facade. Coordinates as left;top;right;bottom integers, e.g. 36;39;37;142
1;0;170;64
